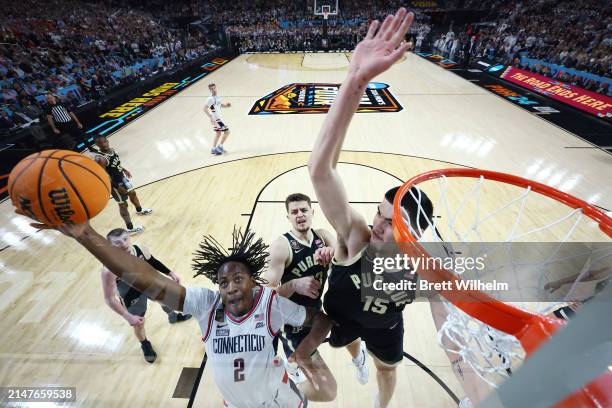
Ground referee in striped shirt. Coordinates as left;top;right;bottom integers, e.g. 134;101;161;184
45;93;84;151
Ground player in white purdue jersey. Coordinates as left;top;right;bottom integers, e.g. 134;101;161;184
204;83;232;155
45;223;337;407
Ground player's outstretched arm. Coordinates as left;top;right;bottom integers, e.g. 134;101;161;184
292;308;336;400
52;222;186;310
264;237;288;288
296;308;333;356
101;269;133;319
265;237;321;299
308;9;413;244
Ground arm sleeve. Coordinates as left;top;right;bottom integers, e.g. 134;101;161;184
135;245;171;275
269;293;306;333
148;256;171;275
182;287;217;318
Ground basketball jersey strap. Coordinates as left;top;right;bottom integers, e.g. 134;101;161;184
202;294;221;342
266;290;278;338
133;244;144;258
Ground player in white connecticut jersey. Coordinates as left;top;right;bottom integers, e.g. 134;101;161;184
50;223;337;408
186;285;307;407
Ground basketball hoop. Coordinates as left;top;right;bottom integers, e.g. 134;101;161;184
322;5;331;20
392;168;612;407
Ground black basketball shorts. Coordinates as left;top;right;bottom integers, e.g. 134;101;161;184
213;119;229;132
117;281;148;317
280;324;317;358
328;318;405;366
110;176;134;204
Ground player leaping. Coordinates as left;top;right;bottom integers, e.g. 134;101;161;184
307;9;434;408
40;222;337;407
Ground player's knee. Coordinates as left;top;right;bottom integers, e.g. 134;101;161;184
321;378;337;401
375;363;396;377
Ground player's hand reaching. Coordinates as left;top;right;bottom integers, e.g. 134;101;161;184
123;168;132;178
314;246;334;266
169;272;181;284
125;314;145;326
288;351;320;391
349;8;413;82
293;276;321;299
15;209;92;239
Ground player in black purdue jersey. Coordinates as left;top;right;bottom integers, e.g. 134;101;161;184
91;135;152;234
265;193;344;389
101;228;191;363
308;9;434;408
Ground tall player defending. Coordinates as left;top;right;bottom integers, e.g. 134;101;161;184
308;9;432;408
265;194;355;388
204;83;232;155
102;228;191;363
91;135;152;234
44;223;336;406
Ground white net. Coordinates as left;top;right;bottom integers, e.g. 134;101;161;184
399;174;612;387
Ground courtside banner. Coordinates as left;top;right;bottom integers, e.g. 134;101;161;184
500;66;612;119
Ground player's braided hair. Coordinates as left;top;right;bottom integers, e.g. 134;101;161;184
192;227;269;285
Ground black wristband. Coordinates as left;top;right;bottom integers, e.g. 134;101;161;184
148;256;171;275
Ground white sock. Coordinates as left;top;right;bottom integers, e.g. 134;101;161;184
374;394;387;408
352;350;364;365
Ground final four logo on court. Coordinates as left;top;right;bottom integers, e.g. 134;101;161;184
249;82;403;115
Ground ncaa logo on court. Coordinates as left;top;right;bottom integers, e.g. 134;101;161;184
249;82;402;115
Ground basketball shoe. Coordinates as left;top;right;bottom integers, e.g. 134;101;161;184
168;312;192;324
141;339;157;363
136;208;153;215
283;358;307;384
352;341;369;385
127;225;144;234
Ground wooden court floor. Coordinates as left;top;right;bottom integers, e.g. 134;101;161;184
0;53;610;407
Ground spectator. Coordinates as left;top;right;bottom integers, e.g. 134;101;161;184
0;110;15;130
18;97;44;120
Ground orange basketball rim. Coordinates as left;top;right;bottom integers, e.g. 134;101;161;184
392;168;612;408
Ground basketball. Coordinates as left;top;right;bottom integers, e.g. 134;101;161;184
8;149;111;226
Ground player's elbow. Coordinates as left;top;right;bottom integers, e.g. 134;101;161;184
308;158;331;181
103;296;114;308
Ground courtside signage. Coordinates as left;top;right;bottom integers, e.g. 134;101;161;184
415;53;457;69
86;57;233;136
249;82;402;115
500;66;612;119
